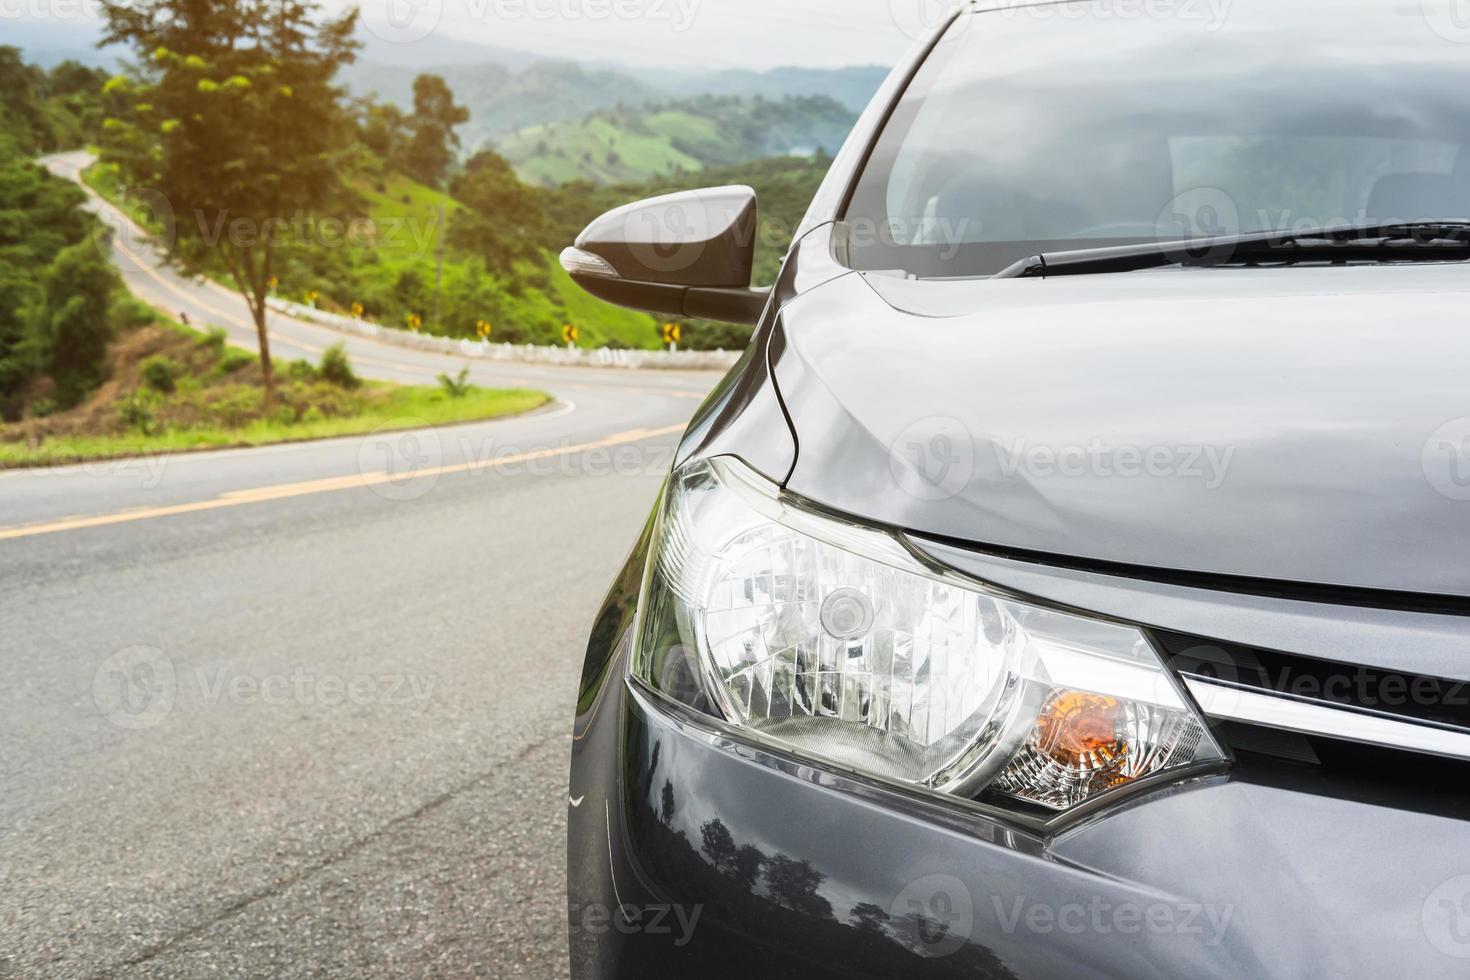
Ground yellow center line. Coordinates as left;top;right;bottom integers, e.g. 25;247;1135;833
0;423;686;542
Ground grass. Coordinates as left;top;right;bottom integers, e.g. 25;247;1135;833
346;171;460;259
498;116;703;187
543;259;666;349
0;307;552;469
0;385;550;467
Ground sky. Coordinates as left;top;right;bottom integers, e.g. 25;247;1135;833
6;0;957;70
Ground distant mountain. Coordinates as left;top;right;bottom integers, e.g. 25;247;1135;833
342;58;665;151
635;65;890;114
496;95;855;187
342;51;885;159
353;30;547;71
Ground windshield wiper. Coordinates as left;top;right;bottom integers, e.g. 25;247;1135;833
992;221;1470;279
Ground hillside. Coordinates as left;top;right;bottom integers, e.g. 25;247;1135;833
342;56;881;156
52;34;843;354
639;65;889;113
342;59;667;151
87;149;675;351
497;95;855;186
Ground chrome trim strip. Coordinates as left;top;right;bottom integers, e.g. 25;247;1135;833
1185;676;1470;762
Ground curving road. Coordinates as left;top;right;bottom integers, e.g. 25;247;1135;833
0;154;721;978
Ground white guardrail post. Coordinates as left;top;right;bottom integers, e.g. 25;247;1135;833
266;298;742;372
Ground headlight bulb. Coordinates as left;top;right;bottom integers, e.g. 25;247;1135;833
820;588;875;640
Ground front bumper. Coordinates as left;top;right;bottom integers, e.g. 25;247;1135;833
569;633;1470;979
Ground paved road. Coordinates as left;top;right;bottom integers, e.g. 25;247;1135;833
0;155;721;977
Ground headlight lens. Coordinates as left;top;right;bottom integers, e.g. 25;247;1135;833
635;457;1225;814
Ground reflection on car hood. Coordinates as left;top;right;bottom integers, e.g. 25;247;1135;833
774;263;1470;598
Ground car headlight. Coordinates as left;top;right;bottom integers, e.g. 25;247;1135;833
633;457;1226;815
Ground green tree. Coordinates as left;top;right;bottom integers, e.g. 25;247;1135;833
28;240;118;406
0;48;49;151
357;98;410;168
0;129;102;413
97;0;359;409
447;150;545;273
403;74;468;188
401;74;466;333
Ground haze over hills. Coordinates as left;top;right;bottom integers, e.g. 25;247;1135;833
637;65;889;114
341;54;885;161
342;58;668;146
496;95;855;186
340;46;884;185
8;19;884;187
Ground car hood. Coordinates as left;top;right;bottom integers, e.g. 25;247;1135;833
772;262;1470;599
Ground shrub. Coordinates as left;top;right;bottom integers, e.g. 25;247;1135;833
318;343;360;389
682;320;754;351
140;355;179;393
286;359;318;382
205;388;260;426
437;365;472;398
214;349;256;376
118;394;155;433
31;241;117;406
200;327;229;356
112;295;156;331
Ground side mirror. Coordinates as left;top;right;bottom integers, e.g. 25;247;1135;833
560;186;772;326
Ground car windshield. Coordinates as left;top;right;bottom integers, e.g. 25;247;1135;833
842;0;1470;278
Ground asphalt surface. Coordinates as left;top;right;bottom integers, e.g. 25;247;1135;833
0;154;721;978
